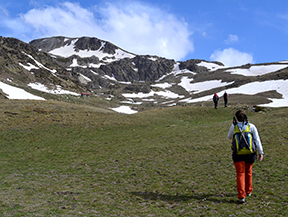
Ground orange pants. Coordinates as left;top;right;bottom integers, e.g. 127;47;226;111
234;161;253;199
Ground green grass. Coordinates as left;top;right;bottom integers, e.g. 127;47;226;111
0;100;287;216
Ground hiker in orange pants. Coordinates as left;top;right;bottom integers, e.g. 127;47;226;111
227;110;264;203
234;156;255;200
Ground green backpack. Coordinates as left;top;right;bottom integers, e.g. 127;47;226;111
232;122;256;155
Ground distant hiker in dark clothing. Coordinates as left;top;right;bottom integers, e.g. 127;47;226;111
213;93;219;109
223;91;228;107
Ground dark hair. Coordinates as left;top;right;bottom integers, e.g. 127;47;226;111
235;110;248;123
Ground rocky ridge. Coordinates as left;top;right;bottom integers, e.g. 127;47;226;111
0;36;288;111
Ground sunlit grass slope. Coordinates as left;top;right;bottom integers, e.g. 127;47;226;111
0;100;287;216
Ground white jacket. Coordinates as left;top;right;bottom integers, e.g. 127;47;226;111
227;123;264;155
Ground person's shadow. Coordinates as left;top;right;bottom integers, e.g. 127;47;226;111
131;191;237;204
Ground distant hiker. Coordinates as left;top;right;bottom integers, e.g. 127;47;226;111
213;93;219;109
227;110;264;204
223;91;228;107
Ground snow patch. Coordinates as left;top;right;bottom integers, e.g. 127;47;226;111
142;99;155;102
197;61;225;71
121;99;142;105
78;74;91;84
110;106;138;114
79;74;91;82
161;100;175;105
103;74;117;81
179;78;234;94
70;59;85;68
148;57;158;61
19;62;38;71
151;82;173;89
0;81;45;100
123;89;184;99
22;52;57;75
28;83;80;96
225;64;288;76
180;79;288;107
157;63;196;81
49;40;135;63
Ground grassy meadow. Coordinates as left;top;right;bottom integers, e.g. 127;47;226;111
0;99;287;216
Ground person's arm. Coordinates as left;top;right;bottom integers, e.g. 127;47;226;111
227;124;234;140
250;123;264;161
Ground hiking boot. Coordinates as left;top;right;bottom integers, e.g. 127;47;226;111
247;193;252;196
238;198;245;203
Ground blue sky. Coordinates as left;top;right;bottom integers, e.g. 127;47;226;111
1;0;288;66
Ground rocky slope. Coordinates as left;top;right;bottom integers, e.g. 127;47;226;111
30;37;177;86
0;37;83;97
0;36;288;112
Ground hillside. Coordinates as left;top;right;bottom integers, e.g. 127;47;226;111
0;35;287;216
0;36;288;113
0;99;287;216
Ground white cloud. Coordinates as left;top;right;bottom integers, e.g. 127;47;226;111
225;34;238;44
99;2;194;60
210;48;254;67
21;2;103;37
6;1;193;61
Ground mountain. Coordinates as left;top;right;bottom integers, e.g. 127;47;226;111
30;36;178;88
1;36;288;113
